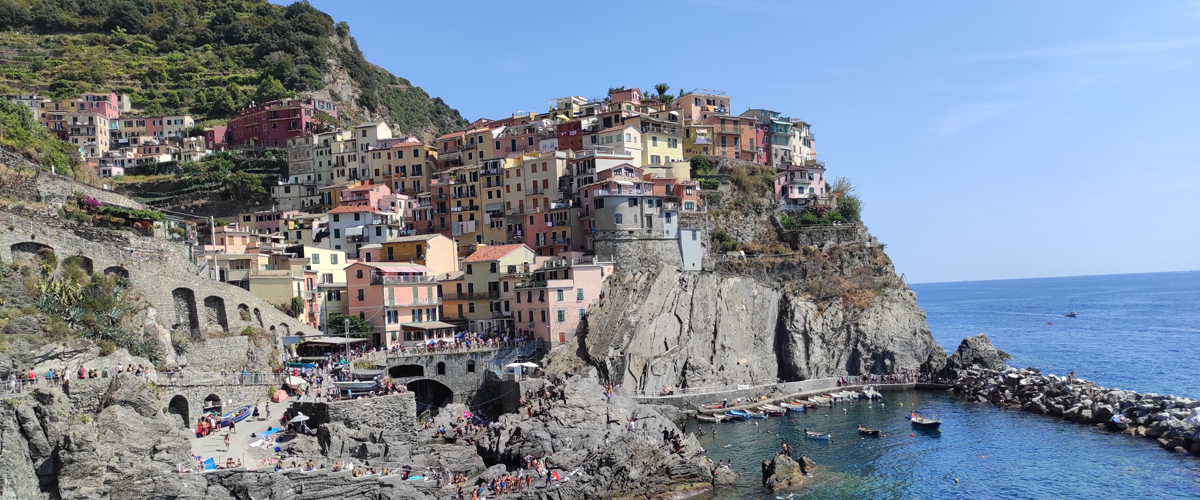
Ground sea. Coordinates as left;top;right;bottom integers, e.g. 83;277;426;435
690;271;1200;499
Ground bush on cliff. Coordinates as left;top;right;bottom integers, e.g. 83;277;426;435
0;100;81;174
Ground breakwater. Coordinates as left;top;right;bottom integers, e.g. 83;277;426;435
948;365;1200;455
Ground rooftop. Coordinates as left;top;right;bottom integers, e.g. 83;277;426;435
463;244;528;263
327;205;379;214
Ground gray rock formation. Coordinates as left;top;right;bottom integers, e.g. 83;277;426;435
761;453;815;491
943;333;1012;374
583;260;945;393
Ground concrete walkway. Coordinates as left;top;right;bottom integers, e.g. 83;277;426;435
188;399;288;470
694;383;949;415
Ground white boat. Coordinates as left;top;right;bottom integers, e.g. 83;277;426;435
804;429;831;440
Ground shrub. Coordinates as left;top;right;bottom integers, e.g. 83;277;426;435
97;340;115;356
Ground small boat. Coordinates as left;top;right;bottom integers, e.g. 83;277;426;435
745;410;767;419
334;380;379;391
861;387;883;400
857;424;881;436
725;411;750;421
220;405;253;426
697;414;727;423
760;404;787;416
1066;310;1077;318
909;412;942;429
804;429;831;440
781;402;807;412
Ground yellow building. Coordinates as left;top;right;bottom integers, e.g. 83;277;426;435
683;123;715;157
630;112;684;166
453;244;536;333
365;233;458;275
279;215;325;246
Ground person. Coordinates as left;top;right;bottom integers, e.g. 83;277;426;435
252;405;260;420
229;419;236;434
223;433;231;453
265;404;271;421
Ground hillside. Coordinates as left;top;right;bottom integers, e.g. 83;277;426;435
0;0;466;141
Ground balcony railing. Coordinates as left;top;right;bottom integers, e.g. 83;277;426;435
593;189;649;196
515;280;547;289
346;235;367;243
441;291;500;300
553;237;571;244
371;274;437;284
387;296;440;307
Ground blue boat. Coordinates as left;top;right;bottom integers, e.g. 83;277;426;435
745;409;767;419
726;411;750;421
220;405;253;427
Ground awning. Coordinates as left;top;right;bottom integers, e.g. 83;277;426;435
373;265;430;274
401;321;457;330
301;336;369;346
613;180;633;186
555;114;569;121
344;225;364;235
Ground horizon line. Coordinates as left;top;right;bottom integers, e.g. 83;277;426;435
909;269;1199;286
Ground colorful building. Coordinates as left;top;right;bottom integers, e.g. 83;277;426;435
225;98;337;148
346;262;448;349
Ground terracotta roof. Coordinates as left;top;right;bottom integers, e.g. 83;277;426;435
345;184;383;192
599;125;630;134
328;205;378;214
437;131;465;140
463;244;528;263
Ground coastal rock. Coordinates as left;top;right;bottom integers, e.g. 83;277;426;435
761;453;814;491
942;334;1011;375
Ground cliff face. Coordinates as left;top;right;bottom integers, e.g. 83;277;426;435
583;224;945;394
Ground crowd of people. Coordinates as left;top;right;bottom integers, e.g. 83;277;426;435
5;362;152;393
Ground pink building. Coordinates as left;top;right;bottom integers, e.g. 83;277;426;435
346;262;450;349
225;98;337;148
340;182;391;210
508;255;613;346
204;125;228;151
76;92;122;120
773;160;828;209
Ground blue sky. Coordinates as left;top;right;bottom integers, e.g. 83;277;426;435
295;0;1200;283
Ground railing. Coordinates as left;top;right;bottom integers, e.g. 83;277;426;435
387;339;530;359
553;238;571;244
515;280;546;289
371;274;437;284
346;235;367;243
388;296;439;307
594;189;649;196
441;291;500;300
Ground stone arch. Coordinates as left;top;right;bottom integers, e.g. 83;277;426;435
278;323;290;337
466;360;476;373
202;393;223;414
63;255;93;274
171;288;200;336
10;242;54;265
269;325;276;336
408;379;454;412
202;296;228;332
436;362;446;376
253;308;263;327
103;266;129;281
168;395;189;428
236;304;251;323
389;364;424;378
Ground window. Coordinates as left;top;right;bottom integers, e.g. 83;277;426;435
356;289;364;301
579;308;586;320
356;269;363;279
540;310;547;322
557;310;565;322
538;290;545;302
557;290;564;301
467;360;476;373
333;214;340;223
466;264;473;275
312;253;320;265
468;302;476;313
517;310;522;322
437;362;446;375
334;229;341;238
577;288;584;300
331;254;339;264
614;213;623;225
629;198;638;206
516;292;521;303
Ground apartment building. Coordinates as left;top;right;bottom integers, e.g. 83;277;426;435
346;262;448;349
225;98;337;148
450;244;536;334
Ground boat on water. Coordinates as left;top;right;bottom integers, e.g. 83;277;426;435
781;402;807;412
760;404;787;416
908;411;942;429
697;414;728;423
744;409;767;419
1066;310;1077;318
861;387;883;400
804;429;831;440
725;411;750;421
857;424;881;436
809;396;832;407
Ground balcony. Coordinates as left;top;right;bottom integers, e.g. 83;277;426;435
346;235;367;243
441;291;500;300
553;237;571;245
593;188;649;196
371;274;437;285
515;280;547;289
387;296;440;307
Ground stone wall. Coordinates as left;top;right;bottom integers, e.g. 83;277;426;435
179;336;256;371
287;393;416;430
377;350;504;401
0;149;144;209
157;382;275;429
0;207;321;369
593;233;683;275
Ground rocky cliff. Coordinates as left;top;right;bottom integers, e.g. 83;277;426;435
583;160;944;393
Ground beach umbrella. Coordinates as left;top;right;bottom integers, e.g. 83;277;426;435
290;413;309;423
271;390;288;403
285;376;307;388
519;362;539;368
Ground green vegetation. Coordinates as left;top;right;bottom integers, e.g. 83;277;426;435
0;0;465;138
0;100;81;174
327;313;370;337
115;150;280;205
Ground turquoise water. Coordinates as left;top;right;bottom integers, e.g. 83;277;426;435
691;272;1200;498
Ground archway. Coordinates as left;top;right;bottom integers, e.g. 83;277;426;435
103;266;129;281
253;308;263;327
10;242;53;265
203;296;228;331
279;323;290;337
168;395;189;428
389;364;424;378
172;288;200;336
436;362;446;375
407;379;455;413
202;393;222;415
63;255;93;274
237;304;251;323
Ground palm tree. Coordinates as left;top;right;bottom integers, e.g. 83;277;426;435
654;83;673;104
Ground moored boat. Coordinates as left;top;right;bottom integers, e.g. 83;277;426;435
760;404;787;416
857;424;881;436
725;411;750;421
804;429;831;440
781;402;807;412
697;414;728;423
909;411;942;429
220;405;253;426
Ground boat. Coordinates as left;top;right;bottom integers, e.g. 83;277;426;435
861;387;883;400
220;405;253;426
760;404;787;416
781;402;807;412
809;396;832;407
697;414;728;423
1066;310;1077;318
857;424;881;436
804;429;831;440
334;380;380;391
745;410;767;419
909;411;942;429
725;411;750;421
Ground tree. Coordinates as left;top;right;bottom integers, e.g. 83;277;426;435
838;194;863;222
222;171;266;201
829;177;855;197
254;75;290;103
328;314;371;337
654;83;673;105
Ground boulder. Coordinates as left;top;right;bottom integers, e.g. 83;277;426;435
942;334;1012;375
761;453;814;491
